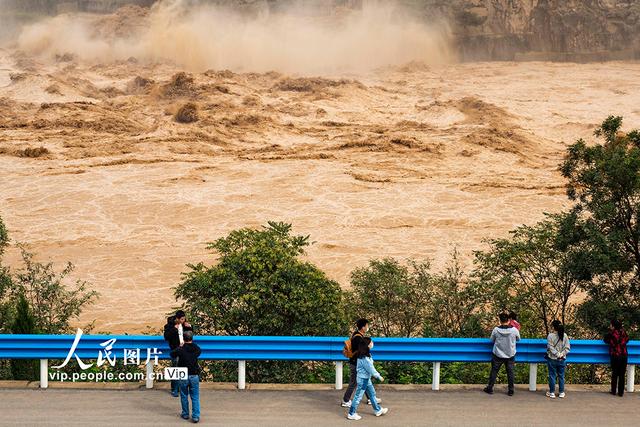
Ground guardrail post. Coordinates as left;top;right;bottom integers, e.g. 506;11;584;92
145;361;154;389
627;364;635;393
39;359;48;389
528;363;537;391
432;362;441;391
238;360;246;390
335;361;343;390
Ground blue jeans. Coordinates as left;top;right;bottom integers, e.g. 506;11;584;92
547;358;566;393
349;377;381;416
179;375;200;419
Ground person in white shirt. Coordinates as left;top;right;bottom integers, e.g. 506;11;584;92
546;319;570;399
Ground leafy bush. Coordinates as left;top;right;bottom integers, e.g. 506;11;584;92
423;249;489;338
12;246;98;334
175;221;348;382
9;295;38;380
473;213;591;337
349;258;432;337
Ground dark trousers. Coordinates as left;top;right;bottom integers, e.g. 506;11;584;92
342;361;370;402
487;354;515;392
171;356;179;395
611;355;628;396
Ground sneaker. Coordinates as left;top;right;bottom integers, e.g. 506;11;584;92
375;408;389;417
558;392;565;398
192;419;199;424
172;392;180;398
180;414;190;420
347;413;362;421
483;387;493;395
507;390;514;396
366;398;382;405
341;400;352;408
546;392;556;399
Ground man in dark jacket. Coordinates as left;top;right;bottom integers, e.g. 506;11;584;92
341;319;378;407
171;330;201;423
163;310;193;396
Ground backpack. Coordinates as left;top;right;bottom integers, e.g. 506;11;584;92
342;333;363;359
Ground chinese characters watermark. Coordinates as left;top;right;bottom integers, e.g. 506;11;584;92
52;328;163;370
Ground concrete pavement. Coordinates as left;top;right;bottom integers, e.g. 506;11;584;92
0;385;638;426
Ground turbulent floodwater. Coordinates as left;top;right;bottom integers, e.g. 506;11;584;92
1;4;639;333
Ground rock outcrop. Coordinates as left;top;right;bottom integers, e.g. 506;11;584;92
421;0;640;60
4;0;640;61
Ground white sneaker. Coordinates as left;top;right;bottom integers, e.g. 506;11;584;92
347;413;362;421
366;398;382;405
375;408;389;417
341;400;352;408
546;392;556;399
558;392;565;398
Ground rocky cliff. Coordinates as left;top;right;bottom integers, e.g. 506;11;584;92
3;0;640;60
438;0;640;60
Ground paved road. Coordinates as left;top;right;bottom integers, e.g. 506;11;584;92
0;385;637;426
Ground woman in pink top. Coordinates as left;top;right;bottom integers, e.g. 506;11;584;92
508;311;521;330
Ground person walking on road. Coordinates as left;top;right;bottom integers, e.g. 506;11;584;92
347;338;389;420
341;319;381;407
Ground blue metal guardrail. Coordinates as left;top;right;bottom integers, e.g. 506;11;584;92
0;334;637;391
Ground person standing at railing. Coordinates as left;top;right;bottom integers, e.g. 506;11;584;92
164;310;193;397
484;312;521;396
347;338;389;421
171;330;201;423
546;320;570;399
604;319;630;397
508;311;521;331
341;319;377;408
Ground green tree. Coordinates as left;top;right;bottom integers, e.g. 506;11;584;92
176;221;346;336
349;258;432;337
474;212;591;336
9;294;39;380
423;249;489;338
12;246;99;334
0;215;13;333
560;116;640;336
175;222;347;383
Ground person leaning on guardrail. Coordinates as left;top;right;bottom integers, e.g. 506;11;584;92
171;330;202;423
545;320;570;399
346;337;389;421
164;310;194;397
508;311;521;331
483;312;521;396
604;319;630;397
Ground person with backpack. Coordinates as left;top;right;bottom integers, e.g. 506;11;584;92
347;338;389;420
604;319;630;397
164;310;193;397
171;330;201;423
546;319;570;399
484;312;520;396
341;319;380;408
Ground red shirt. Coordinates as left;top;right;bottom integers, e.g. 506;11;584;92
604;329;629;357
509;319;521;331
